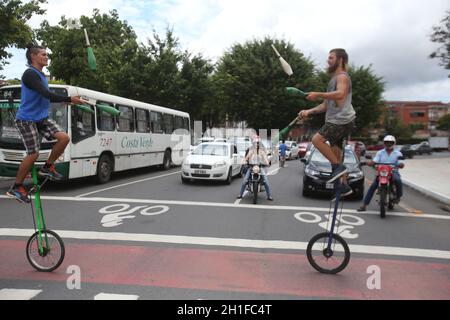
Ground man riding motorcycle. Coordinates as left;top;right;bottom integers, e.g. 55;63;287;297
237;136;273;201
357;135;404;212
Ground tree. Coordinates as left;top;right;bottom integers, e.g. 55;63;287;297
212;37;317;130
437;113;450;131
430;10;450;77
36;9;138;92
0;0;46;77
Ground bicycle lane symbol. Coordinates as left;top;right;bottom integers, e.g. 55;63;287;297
99;204;170;227
294;211;365;239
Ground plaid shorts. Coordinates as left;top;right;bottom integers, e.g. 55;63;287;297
15;118;63;155
318;121;355;148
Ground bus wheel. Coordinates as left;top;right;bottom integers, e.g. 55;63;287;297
96;154;113;184
162;150;171;171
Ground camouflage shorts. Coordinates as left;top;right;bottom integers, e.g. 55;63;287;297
318;121;355;148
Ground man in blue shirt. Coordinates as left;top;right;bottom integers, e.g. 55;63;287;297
357;135;404;211
279;140;287;167
6;44;82;203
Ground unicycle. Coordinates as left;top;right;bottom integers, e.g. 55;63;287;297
26;166;65;272
306;140;350;274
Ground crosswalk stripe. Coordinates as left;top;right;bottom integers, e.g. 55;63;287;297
94;293;139;300
0;289;42;300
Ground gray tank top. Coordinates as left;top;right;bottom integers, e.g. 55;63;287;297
325;72;356;125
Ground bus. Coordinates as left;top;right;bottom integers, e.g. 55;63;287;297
0;84;191;183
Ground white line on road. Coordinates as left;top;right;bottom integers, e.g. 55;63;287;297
75;170;181;198
0;288;42;300
94;293;139;300
1;194;448;219
1;228;450;260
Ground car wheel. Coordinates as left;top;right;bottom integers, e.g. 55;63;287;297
225;168;232;185
302;187;310;197
181;176;190;184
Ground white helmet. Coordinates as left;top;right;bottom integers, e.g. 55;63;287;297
383;135;396;144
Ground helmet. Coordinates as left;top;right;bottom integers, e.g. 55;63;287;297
383;135;396;144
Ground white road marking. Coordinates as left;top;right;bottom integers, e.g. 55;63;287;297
1;194;448;219
75;170;181;197
0;288;42;300
94;293;139;300
1;228;449;260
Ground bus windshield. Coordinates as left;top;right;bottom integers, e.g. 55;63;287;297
0;87;68;148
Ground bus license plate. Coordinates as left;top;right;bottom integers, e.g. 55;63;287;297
194;170;207;174
326;183;334;189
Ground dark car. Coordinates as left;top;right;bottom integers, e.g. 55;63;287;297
301;146;365;199
396;144;414;159
412;142;432;155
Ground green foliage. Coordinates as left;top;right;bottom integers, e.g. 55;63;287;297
212;37;317;130
384;117;413;141
0;0;46;76
437;113;450;131
430;10;450;77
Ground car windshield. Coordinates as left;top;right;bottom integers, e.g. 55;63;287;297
193;144;228;156
310;148;358;164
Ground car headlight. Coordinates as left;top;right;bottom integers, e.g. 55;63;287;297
348;171;364;179
305;167;320;177
252;165;260;173
213;161;227;168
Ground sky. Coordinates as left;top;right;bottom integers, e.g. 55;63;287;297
2;0;450;102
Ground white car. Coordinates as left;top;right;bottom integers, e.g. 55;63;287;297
181;142;243;184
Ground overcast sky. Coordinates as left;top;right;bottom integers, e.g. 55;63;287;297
3;0;450;102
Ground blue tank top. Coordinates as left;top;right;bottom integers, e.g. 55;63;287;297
16;67;50;121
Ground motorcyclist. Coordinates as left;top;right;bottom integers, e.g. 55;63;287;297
357;135;404;212
237;136;273;201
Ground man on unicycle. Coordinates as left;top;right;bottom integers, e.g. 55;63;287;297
6;43;82;203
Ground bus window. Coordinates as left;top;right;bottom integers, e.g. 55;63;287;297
97;101;115;131
183;117;190;132
71;105;95;143
117;105;134;132
174;116;184;131
163;113;174;134
136;108;150;133
150;111;164;133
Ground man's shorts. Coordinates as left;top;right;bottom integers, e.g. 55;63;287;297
317;121;355;148
16;118;63;155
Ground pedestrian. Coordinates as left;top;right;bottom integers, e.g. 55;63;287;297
279;140;287;167
6;43;83;203
298;48;356;197
357;135;405;211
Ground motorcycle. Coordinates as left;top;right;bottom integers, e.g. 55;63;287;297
246;163;267;204
366;155;404;218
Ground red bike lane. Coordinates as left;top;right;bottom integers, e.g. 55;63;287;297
1;239;449;299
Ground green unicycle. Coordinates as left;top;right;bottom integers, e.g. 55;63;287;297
26;166;65;272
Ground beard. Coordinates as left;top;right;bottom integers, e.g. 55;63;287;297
327;60;340;74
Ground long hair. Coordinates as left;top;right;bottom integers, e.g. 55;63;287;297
25;42;45;66
330;48;348;70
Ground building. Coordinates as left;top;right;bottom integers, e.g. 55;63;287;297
384;101;450;136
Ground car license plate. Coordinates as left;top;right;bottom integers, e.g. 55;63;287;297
326;183;334;189
194;170;207;174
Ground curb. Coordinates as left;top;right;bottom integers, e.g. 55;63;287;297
402;177;450;206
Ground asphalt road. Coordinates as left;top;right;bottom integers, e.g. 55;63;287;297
0;157;449;300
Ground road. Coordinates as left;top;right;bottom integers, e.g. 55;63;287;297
0;156;449;300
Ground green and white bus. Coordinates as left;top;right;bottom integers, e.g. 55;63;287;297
0;85;190;183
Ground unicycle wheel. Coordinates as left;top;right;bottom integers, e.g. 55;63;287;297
26;229;65;272
306;232;350;274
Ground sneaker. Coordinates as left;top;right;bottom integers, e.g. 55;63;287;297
267;196;274;201
327;164;348;183
236;195;243;199
38;164;64;181
356;206;367;212
331;184;353;202
6;185;31;203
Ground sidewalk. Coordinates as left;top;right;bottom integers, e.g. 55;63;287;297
400;157;450;206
